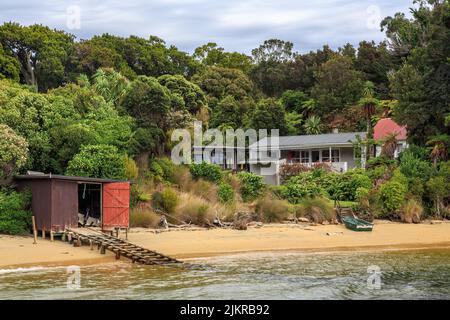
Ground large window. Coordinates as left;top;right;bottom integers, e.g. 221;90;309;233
300;150;309;163
322;149;330;162
331;149;340;162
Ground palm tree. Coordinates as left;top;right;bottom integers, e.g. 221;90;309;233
426;134;449;167
304;116;323;135
358;81;378;162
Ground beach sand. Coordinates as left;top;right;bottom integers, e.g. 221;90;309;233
1;220;450;268
0;235;115;269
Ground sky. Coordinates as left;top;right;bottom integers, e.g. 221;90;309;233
0;0;414;54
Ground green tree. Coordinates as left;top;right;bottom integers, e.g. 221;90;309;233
66;144;126;179
311;55;364;116
0;124;28;186
385;1;450;144
250;98;288;134
192;66;254;110
0;44;20;81
0;22;74;90
158;74;206;114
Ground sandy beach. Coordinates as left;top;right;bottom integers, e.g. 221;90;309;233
1;220;450;268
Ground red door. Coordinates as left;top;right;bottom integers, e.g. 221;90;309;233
102;182;130;229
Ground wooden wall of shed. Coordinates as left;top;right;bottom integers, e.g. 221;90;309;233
51;180;78;231
16;180;52;231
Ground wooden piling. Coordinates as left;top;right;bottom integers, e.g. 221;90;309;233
31;216;38;244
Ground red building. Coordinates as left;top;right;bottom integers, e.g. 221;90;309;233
373;118;408;158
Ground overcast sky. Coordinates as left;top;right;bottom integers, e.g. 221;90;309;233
0;0;413;54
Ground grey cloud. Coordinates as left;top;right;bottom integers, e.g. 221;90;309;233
0;0;413;53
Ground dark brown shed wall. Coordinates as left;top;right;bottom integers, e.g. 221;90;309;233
51;180;78;231
16;180;52;231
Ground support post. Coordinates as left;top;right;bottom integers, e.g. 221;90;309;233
50;230;54;242
31;216;37;244
41;227;45;239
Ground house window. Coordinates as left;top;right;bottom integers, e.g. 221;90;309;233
322;149;330;162
311;150;320;163
300;150;309;163
331;149;340;162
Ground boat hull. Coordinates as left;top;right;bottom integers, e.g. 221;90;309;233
342;216;373;232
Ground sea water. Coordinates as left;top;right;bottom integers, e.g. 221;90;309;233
0;249;449;300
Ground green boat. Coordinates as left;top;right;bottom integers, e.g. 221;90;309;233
341;216;373;232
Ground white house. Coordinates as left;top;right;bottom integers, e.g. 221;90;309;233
248;132;366;185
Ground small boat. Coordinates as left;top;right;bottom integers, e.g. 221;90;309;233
341;216;373;232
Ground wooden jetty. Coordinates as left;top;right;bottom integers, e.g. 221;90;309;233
63;228;184;266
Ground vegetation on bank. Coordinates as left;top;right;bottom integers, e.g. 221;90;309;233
0;0;449;233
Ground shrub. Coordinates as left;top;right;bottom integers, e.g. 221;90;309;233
191;178;219;202
279;174;323;204
130;209;159;228
152;188;179;214
66;144;126;179
149;160;164;178
218;182;234;203
399;151;432;182
294;197;335;223
149;157;176;182
174;193;214;226
255;195;289;222
426;176;448;217
124;156;139;180
0;124;28;185
379;180;407;217
190;162;222;183
401;199;423;223
0;189;32;235
172;165;193;189
237;172;265;202
130;185;151;208
155;157;175;181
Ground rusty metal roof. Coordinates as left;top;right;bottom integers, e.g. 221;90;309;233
15;174;128;184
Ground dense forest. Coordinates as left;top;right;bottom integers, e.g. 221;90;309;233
0;0;449;233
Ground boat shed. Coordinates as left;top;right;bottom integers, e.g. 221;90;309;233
15;173;130;233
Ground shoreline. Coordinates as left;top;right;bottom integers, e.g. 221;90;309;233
1;220;450;269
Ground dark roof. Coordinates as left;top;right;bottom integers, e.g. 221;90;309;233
15;174;128;184
250;132;366;149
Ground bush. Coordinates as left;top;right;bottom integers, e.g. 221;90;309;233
379;179;407;217
66;144;126;179
401;199;423;223
0;124;28;185
255;195;289;222
294;197;335;223
149;157;176;182
152;188;179;213
174;193;214;226
191;179;219;202
130;185;150;208
237;172;265;202
218;182;234;203
279;174;323;204
190;162;222;183
130;209;159;228
124;156;139;180
0;189;32;235
399;151;432;182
